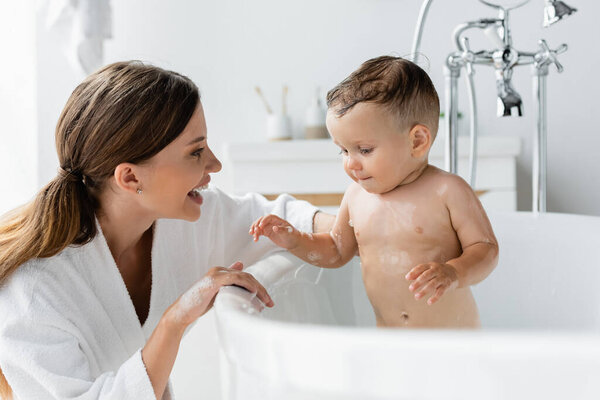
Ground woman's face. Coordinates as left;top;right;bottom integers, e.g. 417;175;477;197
136;102;222;221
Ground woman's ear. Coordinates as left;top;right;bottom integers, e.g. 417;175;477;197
113;163;141;195
409;124;432;158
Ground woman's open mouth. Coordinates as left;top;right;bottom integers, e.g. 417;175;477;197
187;177;210;205
187;186;207;204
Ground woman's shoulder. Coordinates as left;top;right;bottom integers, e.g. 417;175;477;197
0;257;55;324
0;245;88;316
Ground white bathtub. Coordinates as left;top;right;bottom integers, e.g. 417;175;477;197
214;212;600;400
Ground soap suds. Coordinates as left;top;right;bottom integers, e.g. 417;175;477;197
175;277;215;319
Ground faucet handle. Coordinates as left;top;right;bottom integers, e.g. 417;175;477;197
535;39;568;72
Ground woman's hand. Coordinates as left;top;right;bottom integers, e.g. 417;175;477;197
405;262;459;305
249;214;300;250
167;261;274;328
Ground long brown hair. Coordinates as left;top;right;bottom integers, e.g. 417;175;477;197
0;61;199;398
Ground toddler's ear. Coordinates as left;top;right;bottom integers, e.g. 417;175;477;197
409;124;432;158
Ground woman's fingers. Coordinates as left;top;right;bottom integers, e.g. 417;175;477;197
220;271;274;307
229;261;244;271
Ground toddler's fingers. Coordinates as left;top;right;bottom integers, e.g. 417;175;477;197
414;278;439;300
408;267;436;292
427;286;446;305
405;264;430;281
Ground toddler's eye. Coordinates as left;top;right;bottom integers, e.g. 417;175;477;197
338;149;348;155
191;148;205;158
359;148;373;155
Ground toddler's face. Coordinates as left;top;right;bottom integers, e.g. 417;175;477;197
326;102;425;194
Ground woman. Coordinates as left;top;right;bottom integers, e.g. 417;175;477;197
0;61;332;399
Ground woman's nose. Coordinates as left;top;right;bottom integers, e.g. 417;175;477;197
206;147;222;173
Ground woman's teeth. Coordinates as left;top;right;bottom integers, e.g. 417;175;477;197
190;185;208;197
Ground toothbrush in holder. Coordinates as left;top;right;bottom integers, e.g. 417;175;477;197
282;85;288;116
255;84;291;141
254;86;273;114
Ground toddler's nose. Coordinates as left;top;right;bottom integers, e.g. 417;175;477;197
346;156;361;170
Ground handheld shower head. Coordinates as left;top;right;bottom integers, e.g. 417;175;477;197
543;0;577;27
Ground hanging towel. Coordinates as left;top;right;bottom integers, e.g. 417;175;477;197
42;0;112;75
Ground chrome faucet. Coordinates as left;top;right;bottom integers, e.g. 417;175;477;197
494;47;523;117
544;0;577;27
411;0;576;213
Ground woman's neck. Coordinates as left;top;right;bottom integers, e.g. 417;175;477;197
96;192;155;267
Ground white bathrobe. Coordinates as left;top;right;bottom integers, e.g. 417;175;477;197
0;189;318;399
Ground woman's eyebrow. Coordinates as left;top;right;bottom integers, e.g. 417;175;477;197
186;136;206;145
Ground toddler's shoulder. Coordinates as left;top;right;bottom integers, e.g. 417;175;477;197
345;182;363;196
426;166;475;201
427;165;469;188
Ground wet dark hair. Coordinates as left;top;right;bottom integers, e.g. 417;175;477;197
326;55;440;136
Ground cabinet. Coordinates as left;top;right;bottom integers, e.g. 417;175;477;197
222;136;520;212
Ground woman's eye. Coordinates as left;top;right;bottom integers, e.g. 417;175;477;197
192;148;205;158
359;148;373;155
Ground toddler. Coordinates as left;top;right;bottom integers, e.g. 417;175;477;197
250;56;498;328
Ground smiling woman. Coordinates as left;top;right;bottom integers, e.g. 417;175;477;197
0;61;323;400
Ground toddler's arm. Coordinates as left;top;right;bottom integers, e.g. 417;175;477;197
250;192;357;268
406;175;499;305
443;176;499;287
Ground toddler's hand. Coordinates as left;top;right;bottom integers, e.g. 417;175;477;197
405;262;459;305
249;214;299;250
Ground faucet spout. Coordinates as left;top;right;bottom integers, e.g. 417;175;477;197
496;76;523;116
493;47;523;117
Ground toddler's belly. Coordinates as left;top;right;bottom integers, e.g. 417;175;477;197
362;267;480;329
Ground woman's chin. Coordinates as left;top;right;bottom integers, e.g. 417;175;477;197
182;209;201;222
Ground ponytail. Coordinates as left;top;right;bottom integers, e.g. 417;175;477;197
0;170;98;398
0;365;10;399
0;170;97;284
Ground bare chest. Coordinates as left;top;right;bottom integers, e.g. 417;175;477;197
348;192;460;265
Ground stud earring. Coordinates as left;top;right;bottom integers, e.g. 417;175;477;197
137;189;143;195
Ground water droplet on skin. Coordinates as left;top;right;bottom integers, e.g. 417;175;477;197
415;226;423;234
286;226;293;233
436;183;448;196
348;219;354;227
302;232;314;240
379;250;411;275
307;251;322;262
